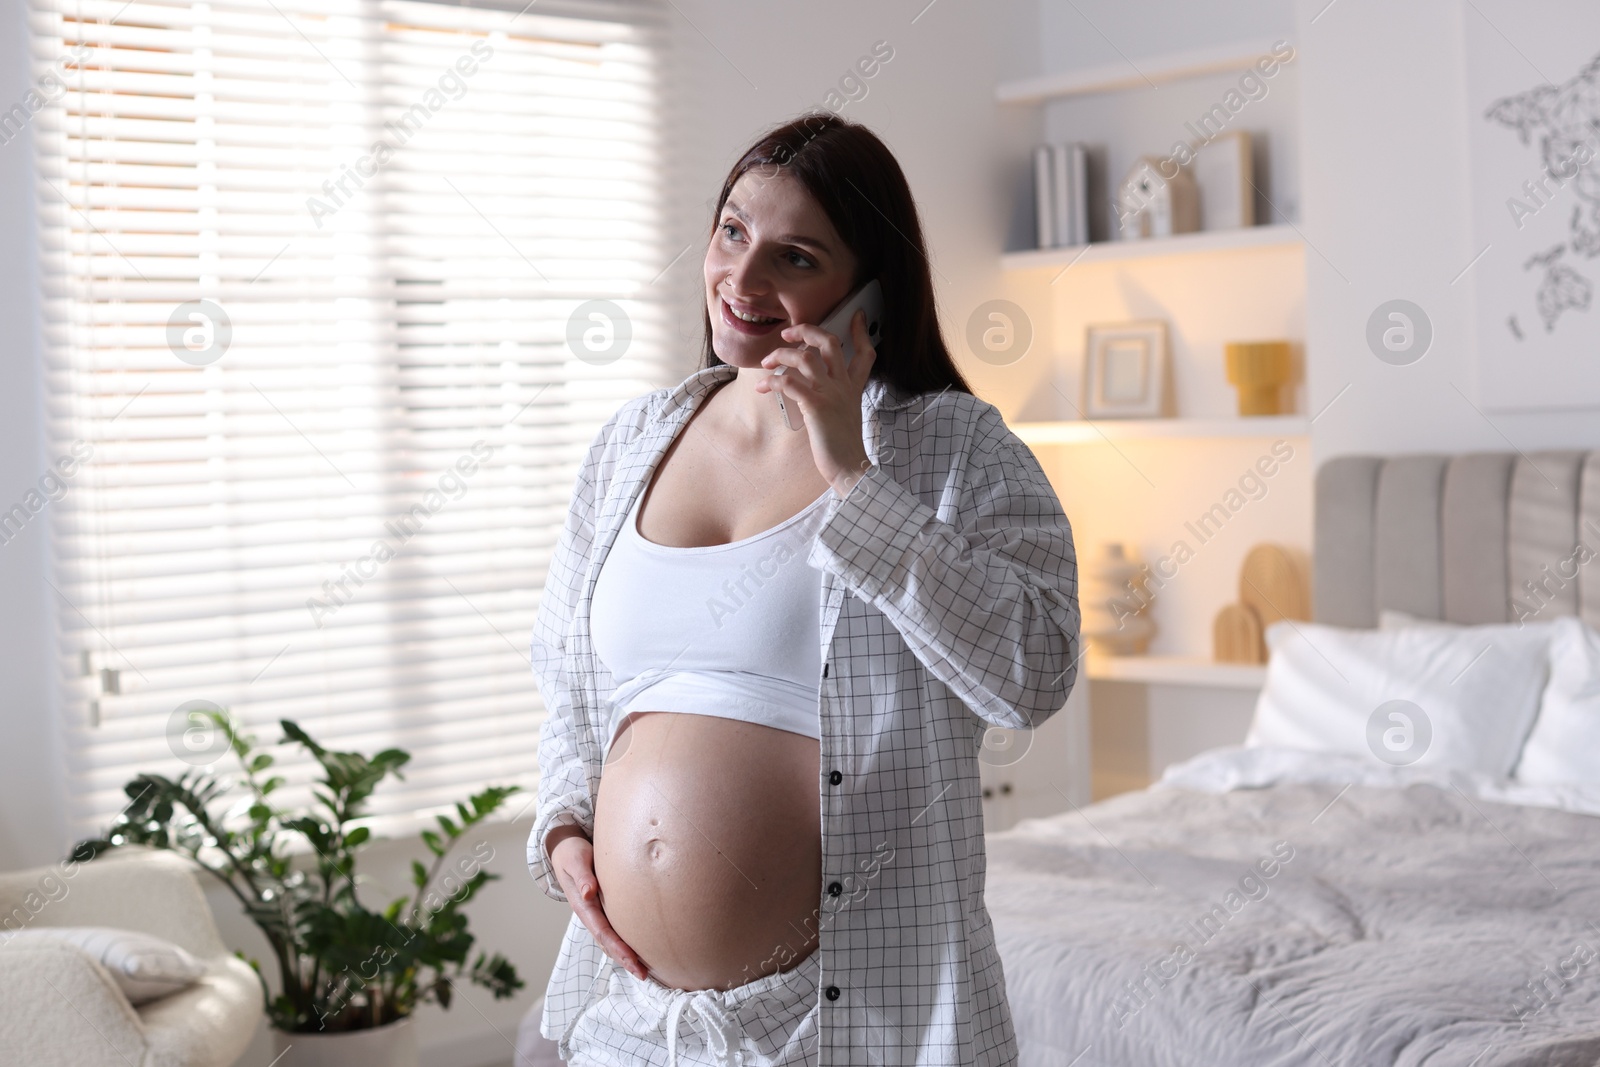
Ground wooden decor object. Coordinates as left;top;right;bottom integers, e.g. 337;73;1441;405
1239;543;1311;628
1224;341;1293;415
1213;602;1265;663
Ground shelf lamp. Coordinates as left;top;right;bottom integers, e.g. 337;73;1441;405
1224;340;1293;416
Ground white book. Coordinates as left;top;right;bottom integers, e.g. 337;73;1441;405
1034;145;1054;249
1193;130;1253;230
1067;142;1088;245
1050;143;1072;248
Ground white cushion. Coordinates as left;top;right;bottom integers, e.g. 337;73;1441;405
1244;618;1551;776
1513;616;1600;785
1;926;206;1005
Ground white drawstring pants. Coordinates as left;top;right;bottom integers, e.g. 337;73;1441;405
559;950;821;1066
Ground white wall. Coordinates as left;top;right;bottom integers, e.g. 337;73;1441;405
1036;0;1292;74
1297;0;1600;462
0;0;71;872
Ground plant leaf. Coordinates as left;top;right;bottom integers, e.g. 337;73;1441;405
280;719;323;756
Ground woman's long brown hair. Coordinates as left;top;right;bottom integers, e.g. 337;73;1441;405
700;113;974;399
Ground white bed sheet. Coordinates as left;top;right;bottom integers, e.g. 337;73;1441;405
1155;743;1600;818
985;745;1600;1067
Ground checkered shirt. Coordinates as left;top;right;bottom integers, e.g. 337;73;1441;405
527;361;1081;1065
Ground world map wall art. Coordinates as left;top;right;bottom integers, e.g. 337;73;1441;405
1465;10;1600;410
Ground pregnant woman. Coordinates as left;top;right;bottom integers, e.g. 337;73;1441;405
527;114;1081;1067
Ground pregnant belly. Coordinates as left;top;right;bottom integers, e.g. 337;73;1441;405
592;710;823;993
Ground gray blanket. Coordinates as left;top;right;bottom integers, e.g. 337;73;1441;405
986;771;1600;1067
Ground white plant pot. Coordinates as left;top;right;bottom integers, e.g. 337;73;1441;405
271;1017;419;1067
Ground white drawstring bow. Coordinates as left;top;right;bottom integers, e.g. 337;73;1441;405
665;987;745;1067
558;954;751;1066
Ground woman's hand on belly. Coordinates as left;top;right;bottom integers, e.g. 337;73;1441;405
549;826;651;980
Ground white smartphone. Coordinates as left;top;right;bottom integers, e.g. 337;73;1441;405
774;278;885;431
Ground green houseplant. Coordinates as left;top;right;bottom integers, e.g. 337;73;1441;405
71;710;524;1043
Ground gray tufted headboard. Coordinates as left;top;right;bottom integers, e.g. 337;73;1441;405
1314;450;1600;630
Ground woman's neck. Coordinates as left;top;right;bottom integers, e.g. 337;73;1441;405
702;367;820;456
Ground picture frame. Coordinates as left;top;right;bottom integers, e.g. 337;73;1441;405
1083;320;1170;418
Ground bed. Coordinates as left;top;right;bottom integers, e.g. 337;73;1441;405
986;449;1600;1067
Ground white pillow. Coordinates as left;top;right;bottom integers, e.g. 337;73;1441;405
0;926;206;1005
1244;618;1551;776
1513;616;1600;785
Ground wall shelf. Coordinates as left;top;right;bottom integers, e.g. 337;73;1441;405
1085;654;1266;690
1001;223;1302;272
1014;415;1308;446
996;38;1287;104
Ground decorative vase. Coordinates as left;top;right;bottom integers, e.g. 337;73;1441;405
1080;542;1155;655
271;1017;419;1067
1224;341;1293;415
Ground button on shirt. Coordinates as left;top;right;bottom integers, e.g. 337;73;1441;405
527;362;1082;1066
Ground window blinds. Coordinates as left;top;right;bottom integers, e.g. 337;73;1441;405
29;0;671;840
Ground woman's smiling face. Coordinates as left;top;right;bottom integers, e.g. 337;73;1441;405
704;169;860;367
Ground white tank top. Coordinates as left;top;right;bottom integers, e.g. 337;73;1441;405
589;482;834;758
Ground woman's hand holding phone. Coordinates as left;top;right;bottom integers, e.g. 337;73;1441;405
756;307;877;498
766;278;882;433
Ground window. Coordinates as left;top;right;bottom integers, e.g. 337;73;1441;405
29;0;671;839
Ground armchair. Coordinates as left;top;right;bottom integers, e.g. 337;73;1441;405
0;846;258;1067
